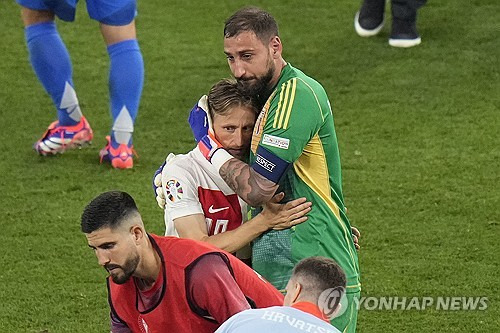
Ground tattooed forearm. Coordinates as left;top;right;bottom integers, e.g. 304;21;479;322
246;169;277;205
220;159;278;206
220;159;240;192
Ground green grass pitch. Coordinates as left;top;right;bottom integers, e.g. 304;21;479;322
0;0;498;331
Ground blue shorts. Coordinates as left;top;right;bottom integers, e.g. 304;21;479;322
17;0;136;25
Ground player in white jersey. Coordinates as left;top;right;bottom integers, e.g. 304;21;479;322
159;79;312;256
162;149;249;238
215;256;345;333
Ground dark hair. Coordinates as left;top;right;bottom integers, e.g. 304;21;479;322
81;191;139;233
224;7;279;44
292;256;347;299
207;78;259;120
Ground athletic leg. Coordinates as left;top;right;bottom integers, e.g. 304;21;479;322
22;7;83;127
98;21;144;169
101;21;143;149
389;0;428;47
354;0;386;37
21;6;92;154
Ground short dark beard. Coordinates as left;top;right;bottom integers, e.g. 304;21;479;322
107;253;140;284
238;65;275;109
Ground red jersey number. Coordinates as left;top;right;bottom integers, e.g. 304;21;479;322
198;188;243;236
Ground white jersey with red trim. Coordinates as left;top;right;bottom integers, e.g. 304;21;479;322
161;146;249;239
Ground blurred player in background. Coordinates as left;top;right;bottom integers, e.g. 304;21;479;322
81;191;283;333
155;79;311;262
354;0;427;47
190;7;360;332
18;0;143;168
216;256;346;333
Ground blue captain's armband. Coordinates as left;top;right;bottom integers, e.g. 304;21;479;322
251;145;290;184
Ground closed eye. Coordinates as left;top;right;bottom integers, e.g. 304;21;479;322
88;242;116;250
101;243;115;250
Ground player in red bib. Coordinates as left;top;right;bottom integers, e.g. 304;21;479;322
81;191;283;333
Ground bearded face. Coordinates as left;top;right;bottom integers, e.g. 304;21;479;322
105;251;140;284
224;31;281;108
237;60;276;107
86;226;141;285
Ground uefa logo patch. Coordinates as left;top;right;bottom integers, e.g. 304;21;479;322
165;179;183;202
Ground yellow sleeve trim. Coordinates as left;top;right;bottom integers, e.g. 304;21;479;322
273;78;297;129
283;78;297;129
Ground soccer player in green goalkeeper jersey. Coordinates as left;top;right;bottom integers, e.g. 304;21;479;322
190;7;361;333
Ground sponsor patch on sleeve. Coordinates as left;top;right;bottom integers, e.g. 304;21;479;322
165;179;183;202
262;134;290;150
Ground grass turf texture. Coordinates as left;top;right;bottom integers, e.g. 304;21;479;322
0;0;498;331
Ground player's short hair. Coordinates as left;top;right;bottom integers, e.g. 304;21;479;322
291;256;347;301
224;7;279;44
81;191;139;233
207;78;258;120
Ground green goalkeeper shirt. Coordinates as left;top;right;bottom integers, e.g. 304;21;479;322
250;63;361;292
